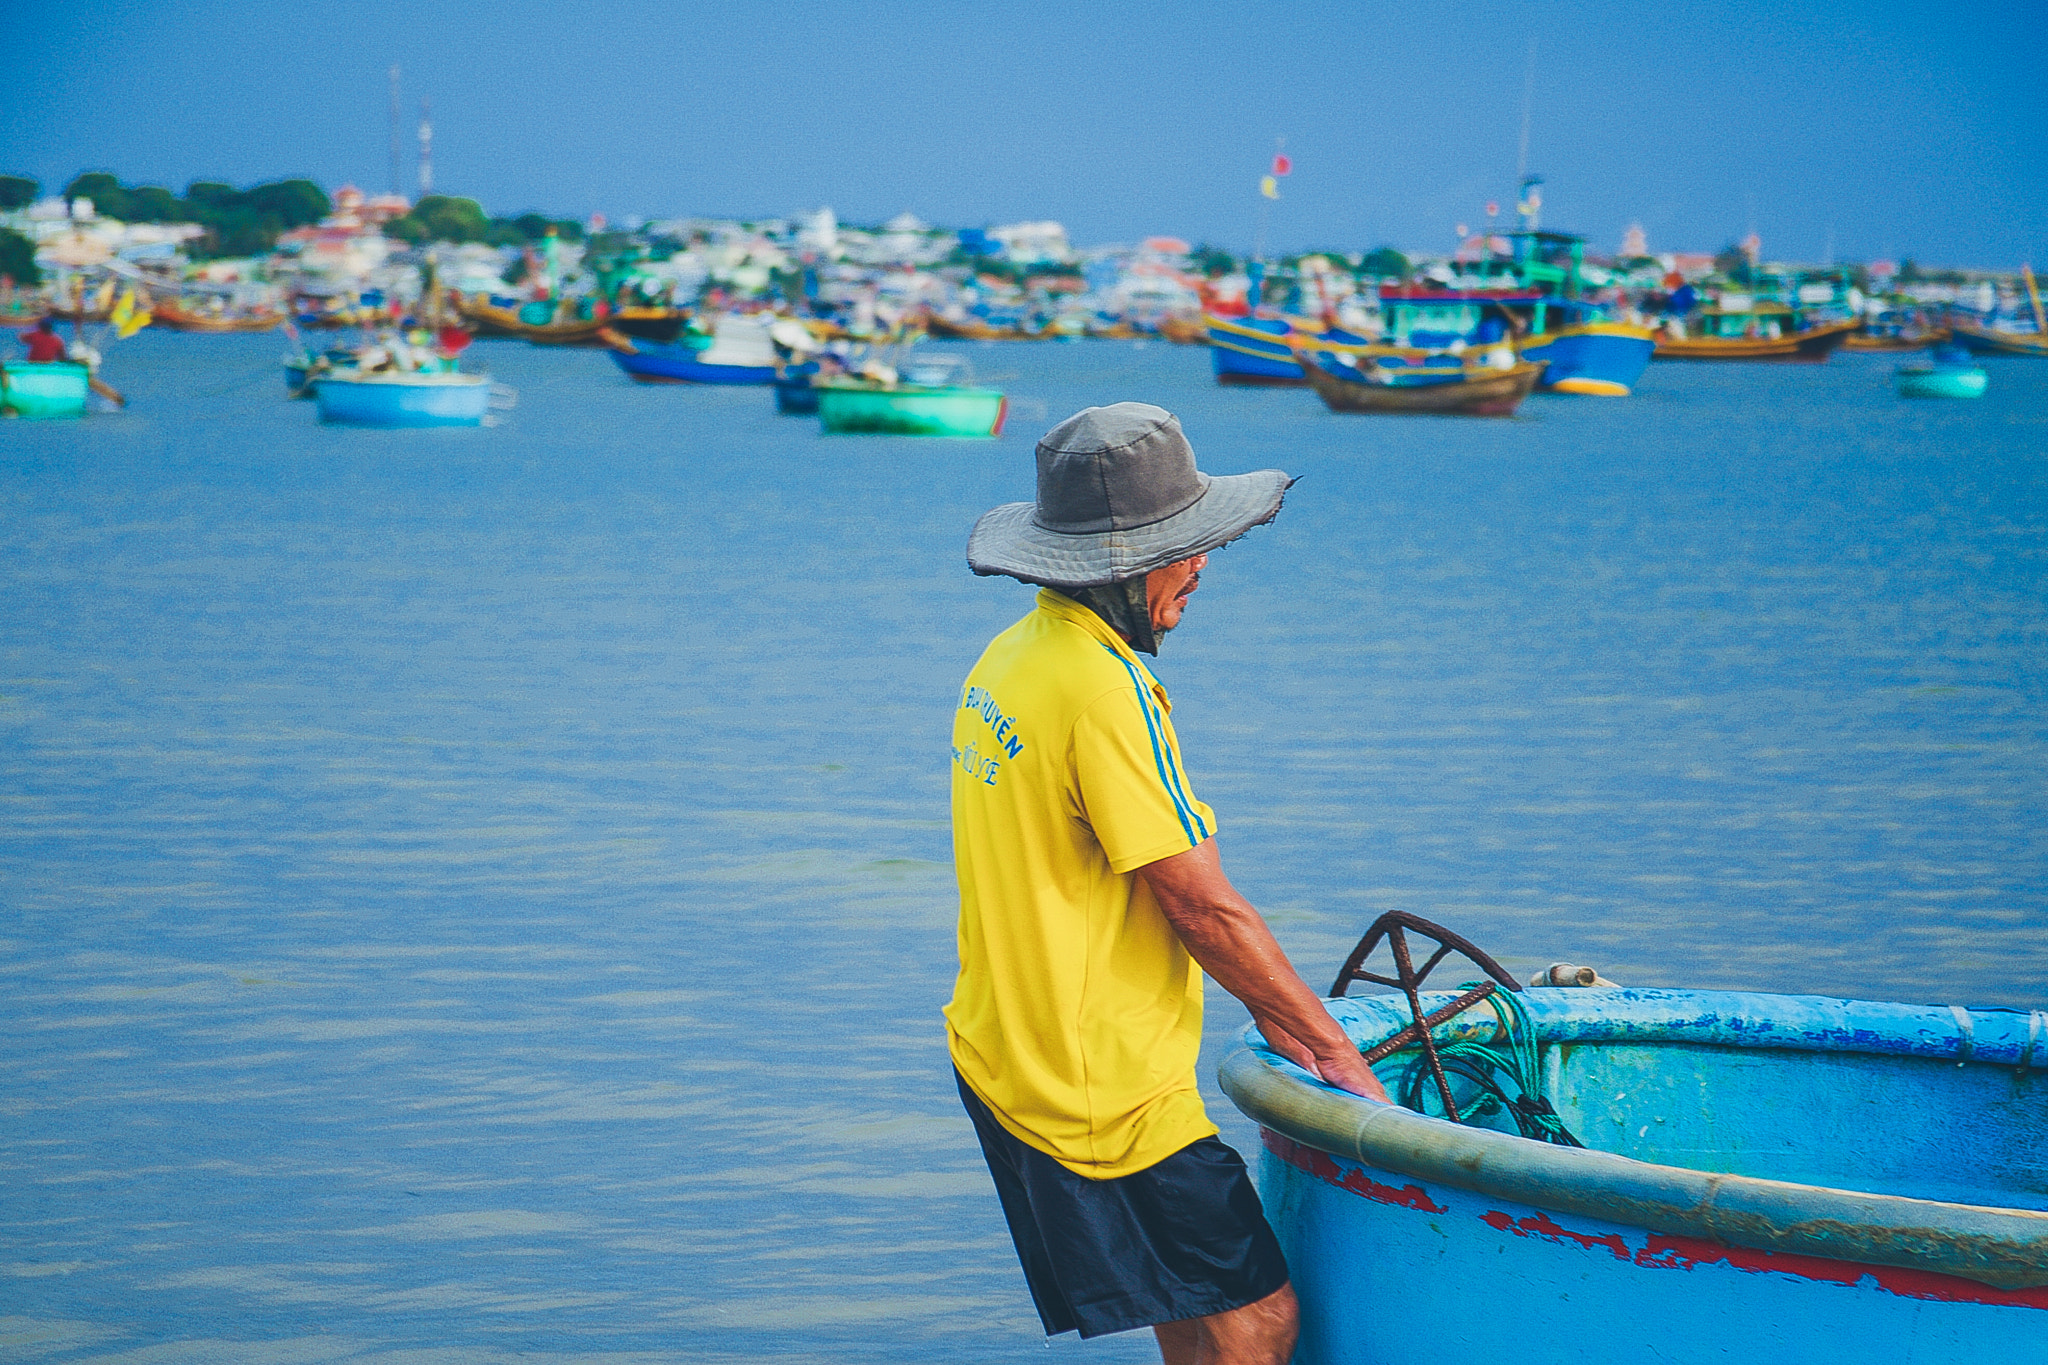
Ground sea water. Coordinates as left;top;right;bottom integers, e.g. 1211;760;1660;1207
3;334;2044;1362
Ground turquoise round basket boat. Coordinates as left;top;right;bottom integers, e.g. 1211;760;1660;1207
1223;985;2048;1364
814;381;1007;438
1896;363;1988;399
2;361;91;418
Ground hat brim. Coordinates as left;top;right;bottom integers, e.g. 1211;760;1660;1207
968;469;1290;588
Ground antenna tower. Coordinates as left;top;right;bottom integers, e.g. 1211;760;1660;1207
387;65;402;196
418;97;433;195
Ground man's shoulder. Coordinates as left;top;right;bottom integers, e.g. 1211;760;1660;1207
968;607;1139;717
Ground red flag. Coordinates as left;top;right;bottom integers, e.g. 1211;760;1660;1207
1272;154;1292;176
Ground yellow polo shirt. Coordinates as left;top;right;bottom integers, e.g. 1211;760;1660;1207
945;589;1219;1179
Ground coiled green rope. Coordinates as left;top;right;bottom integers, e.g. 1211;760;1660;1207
1389;984;1584;1147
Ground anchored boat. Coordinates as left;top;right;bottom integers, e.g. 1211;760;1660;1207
1654;297;1858;361
0;361;91;418
600;314;783;385
1297;342;1546;416
312;371;506;427
814;376;1006;437
1897;345;1989;399
1222;913;2048;1365
1208;315;1311;385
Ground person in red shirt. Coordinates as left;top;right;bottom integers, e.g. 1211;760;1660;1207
20;318;69;363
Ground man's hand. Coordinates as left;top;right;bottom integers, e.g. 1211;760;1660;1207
1138;839;1391;1104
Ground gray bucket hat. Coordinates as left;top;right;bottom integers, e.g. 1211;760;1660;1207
968;403;1290;588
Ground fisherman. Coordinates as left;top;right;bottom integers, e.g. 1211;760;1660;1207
947;404;1388;1364
19;317;70;363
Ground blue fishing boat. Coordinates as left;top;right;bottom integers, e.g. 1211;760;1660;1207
1382;232;1654;395
603;313;782;385
1207;315;1308;385
1221;914;2048;1364
312;372;496;427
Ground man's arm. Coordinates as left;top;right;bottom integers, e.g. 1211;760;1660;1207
1138;838;1389;1102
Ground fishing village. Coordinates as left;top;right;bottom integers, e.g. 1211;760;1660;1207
5;11;2046;1365
5;159;2044;426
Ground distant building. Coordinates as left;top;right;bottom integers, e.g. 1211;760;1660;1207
1620;223;1648;259
797;207;838;256
990;221;1071;266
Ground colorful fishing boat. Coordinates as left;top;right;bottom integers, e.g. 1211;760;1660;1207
1377;234;1654;396
1208;315;1308;385
1221;914;2048;1365
814;378;1006;437
600;314;782;385
1654;298;1857;361
312;371;498;427
151;300;284;334
454;295;609;346
0;361;91;418
1842;309;1949;352
1897;345;1989;399
1297;342;1546;416
1157;315;1210;345
1948;320;2048;358
925;312;1039;342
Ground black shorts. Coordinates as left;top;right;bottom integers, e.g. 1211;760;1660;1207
956;1071;1289;1339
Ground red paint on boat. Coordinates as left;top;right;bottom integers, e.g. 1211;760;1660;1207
1266;1130;2048;1311
1261;1130;1448;1214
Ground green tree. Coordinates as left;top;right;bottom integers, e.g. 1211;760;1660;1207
1359;246;1410;280
384;195;491;244
125;185;183;222
1188;244;1236;276
64;172;132;219
184;180;241;211
0;227;40;286
244;179;330;230
0;176;38;211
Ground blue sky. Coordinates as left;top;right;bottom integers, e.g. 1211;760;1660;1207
5;0;2042;264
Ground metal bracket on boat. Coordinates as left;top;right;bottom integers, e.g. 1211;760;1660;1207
1329;912;1522;1122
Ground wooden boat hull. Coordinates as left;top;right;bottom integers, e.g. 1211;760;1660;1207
152;304;282;334
1301;356;1546;416
1209;315;1306;384
453;297;609;346
0;361;90;418
607;310;691;344
925;313;1038;342
313;372;491;427
1949;321;2048;358
606;340;776;385
1843;327;1950;352
1223;988;2048;1365
816;383;1007;437
1653;319;1857;362
1897;365;1987;399
1157;315;1210;345
1518;322;1655;396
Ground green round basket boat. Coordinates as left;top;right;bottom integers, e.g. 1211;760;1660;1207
815;380;1007;438
1;361;91;419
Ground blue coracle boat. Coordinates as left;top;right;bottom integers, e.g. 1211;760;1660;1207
312;372;495;427
1208;315;1308;385
1224;977;2048;1363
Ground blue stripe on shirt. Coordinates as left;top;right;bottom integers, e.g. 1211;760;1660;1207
1105;647;1203;847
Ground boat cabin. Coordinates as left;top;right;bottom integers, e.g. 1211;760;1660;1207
1693;296;1796;339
